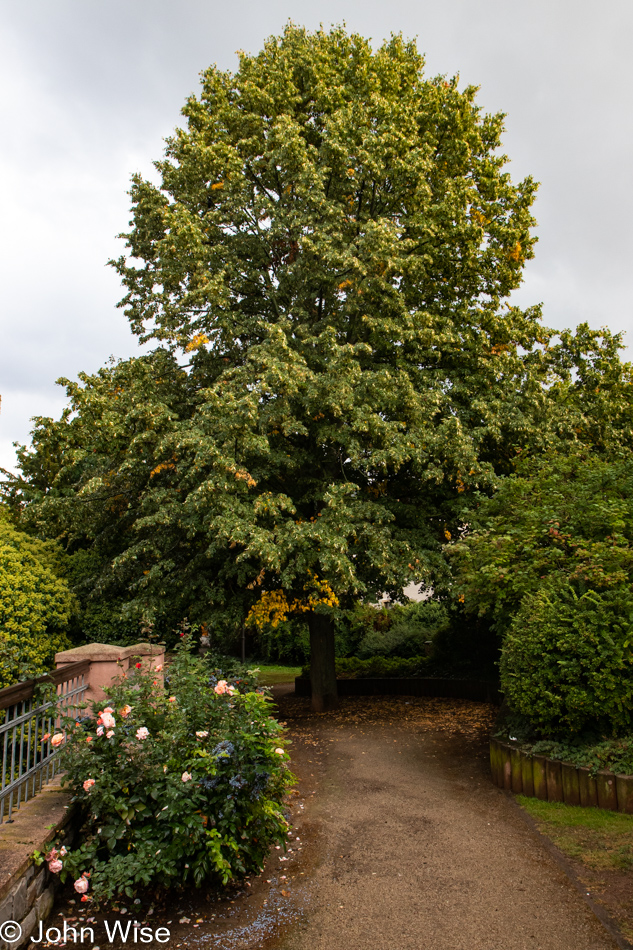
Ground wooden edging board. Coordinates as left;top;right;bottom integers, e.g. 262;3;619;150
490;737;633;814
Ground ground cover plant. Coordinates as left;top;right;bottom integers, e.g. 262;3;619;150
53;632;293;904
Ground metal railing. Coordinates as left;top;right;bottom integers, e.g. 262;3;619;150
0;660;90;823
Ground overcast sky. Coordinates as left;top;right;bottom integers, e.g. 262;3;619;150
1;0;631;474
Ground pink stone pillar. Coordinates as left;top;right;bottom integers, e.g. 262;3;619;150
55;643;165;707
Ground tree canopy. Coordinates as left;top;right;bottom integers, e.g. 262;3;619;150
9;25;633;708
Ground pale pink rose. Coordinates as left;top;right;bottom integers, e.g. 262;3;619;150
100;712;115;729
83;779;95;792
136;727;150;741
74;876;89;894
48;859;63;874
59;846;68;857
46;848;58;861
103;706;114;714
167;696;176;703
275;748;285;755
51;733;65;748
96;726;104;737
195;731;208;738
120;704;133;718
181;771;193;783
214;680;228;695
106;730;115;739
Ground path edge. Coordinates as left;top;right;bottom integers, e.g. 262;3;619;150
506;791;633;950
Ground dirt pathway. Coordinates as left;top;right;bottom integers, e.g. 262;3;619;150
46;693;621;949
273;693;618;950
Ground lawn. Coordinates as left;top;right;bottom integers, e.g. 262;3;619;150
517;796;633;872
252;664;302;686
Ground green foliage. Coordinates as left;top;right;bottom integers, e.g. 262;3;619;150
451;454;633;735
500;578;633;736
355;600;449;658
525;738;633;778
8;27;633;700
303;654;430;679
451;454;633;639
12;25;562;631
57;635;293;903
250;616;310;665
0;512;74;687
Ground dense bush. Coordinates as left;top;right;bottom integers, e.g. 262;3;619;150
56;634;293;903
500;578;633;736
354;601;449;659
0;513;74;687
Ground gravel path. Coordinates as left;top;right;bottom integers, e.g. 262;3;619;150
275;694;618;950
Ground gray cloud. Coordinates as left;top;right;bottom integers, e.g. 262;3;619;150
2;0;631;472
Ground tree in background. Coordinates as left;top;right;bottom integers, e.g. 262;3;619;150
9;25;629;709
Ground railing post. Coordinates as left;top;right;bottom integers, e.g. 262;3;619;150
54;643;165;708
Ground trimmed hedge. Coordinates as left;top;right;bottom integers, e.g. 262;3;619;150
302;655;431;680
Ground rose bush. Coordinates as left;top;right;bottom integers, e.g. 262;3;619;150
56;633;294;903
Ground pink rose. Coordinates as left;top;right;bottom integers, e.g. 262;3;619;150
48;859;63;874
83;779;95;792
103;707;114;714
275;748;285;755
167;696;176;703
74;876;89;894
106;730;115;739
51;733;65;748
100;712;115;729
214;680;228;695
96;726;104;737
136;727;150;741
181;771;193;783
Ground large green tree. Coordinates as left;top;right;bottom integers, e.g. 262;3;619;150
11;26;626;710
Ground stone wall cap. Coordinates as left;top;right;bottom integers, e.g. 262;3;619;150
55;642;164;663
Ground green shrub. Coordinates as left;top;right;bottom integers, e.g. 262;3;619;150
303;654;431;679
0;516;74;687
56;634;294;903
500;579;633;736
356;601;449;659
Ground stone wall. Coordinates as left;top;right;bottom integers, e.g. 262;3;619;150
0;780;77;949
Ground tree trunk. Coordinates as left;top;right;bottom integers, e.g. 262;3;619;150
307;612;338;713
